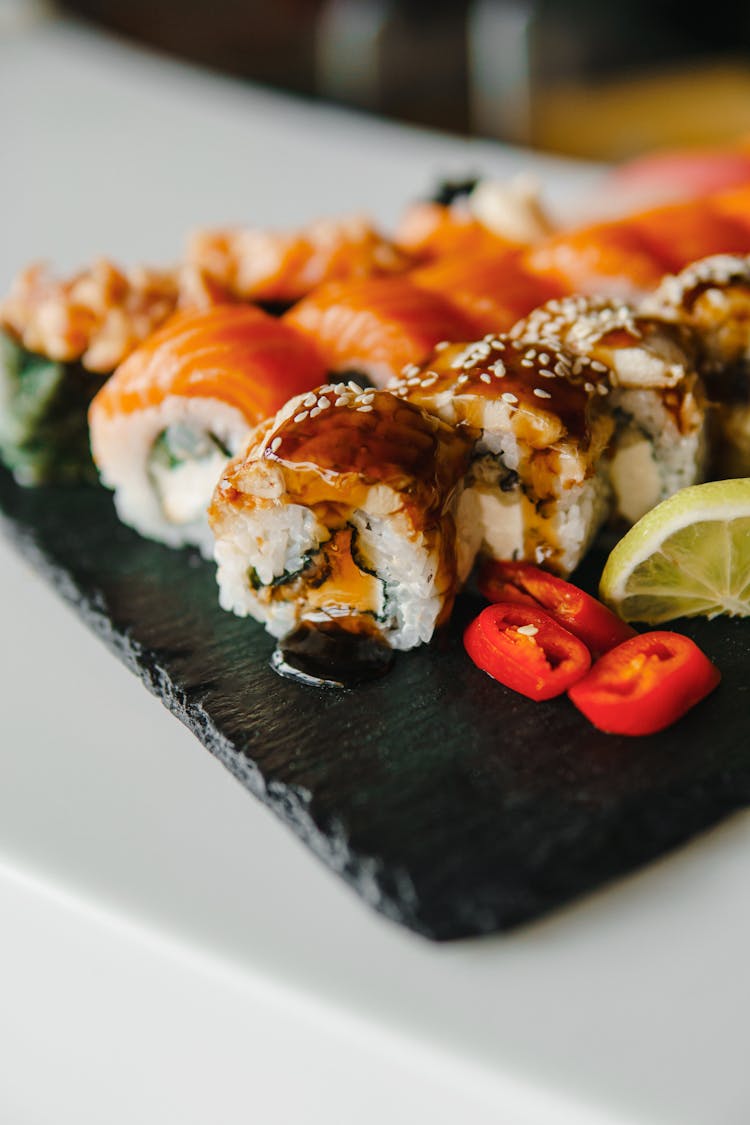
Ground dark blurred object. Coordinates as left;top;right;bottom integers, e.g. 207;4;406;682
60;0;750;158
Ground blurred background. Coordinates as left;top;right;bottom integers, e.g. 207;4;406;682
51;0;750;159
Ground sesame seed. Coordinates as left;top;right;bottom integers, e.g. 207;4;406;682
533;387;552;399
309;407;321;418
457;374;469;384
334;396;349;407
590;360;608;373
270;436;282;452
407;376;421;386
538;353;550;364
359;392;375;404
521;358;534;367
303;393;317;408
584;381;595;394
348;380;363;392
318;396;331;409
502;392;518;404
434;340;450;351
402;363;420;377
293;411;309;423
480;372;491;384
357;404;373;412
597;383;609;395
516;624;538;636
539;369;556;378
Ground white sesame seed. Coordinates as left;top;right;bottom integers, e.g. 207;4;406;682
309;407;321;418
434;340;450;351
521;358;533;367
402;363;420;377
357;404;374;412
590;360;608;373
407;376;421;386
584;382;595;393
480;372;492;384
270;436;282;452
318;396;331;409
539;369;556;378
293;411;309;423
502;392;518;404
597;383;609;395
533;387;552;399
538;352;550;364
348;380;363;392
516;624;538;636
303;393;317;408
457;374;469;384
334;396;349;407
359;393;375;403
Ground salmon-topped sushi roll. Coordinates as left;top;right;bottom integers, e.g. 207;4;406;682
396;175;554;262
89;305;326;555
392;336;614;576
409;251;565;335
186;214;411;307
511;296;707;525
0;259;194;485
209;385;471;652
642;254;750;475
628;198;750;273
522;219;667;300
283;277;477;387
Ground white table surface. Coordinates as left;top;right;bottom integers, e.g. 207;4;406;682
2;16;750;1125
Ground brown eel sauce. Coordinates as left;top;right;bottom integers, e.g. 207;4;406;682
271;618;395;688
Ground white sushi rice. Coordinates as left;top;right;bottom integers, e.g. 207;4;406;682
212;491;447;651
608;388;707;525
91;395;251;556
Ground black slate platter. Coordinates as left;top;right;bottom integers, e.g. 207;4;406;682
2;465;749;941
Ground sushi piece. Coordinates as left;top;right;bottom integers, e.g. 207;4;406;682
186;214;410;307
89;305;326;555
627;198;750;273
284;277;477;387
642;254;750;476
522;219;667;300
511;295;707;525
396;174;554;262
209;384;471;652
409;251;564;335
0;259;224;486
392;335;614;577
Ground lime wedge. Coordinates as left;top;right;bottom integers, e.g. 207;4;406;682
599;479;750;623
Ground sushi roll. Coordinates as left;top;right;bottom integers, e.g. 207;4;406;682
0;260;183;485
511;295;707;525
186;214;410;308
642;254;750;476
284;276;477;387
396;174;554;262
209;384;471;651
392;336;614;577
409;251;564;335
88;305;326;556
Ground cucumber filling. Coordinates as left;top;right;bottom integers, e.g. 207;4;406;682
149;424;231;525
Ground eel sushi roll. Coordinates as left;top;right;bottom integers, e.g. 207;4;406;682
209;384;471;651
642;254;750;476
89;305;326;556
392;336;614;577
0;260;181;485
511;295;707;525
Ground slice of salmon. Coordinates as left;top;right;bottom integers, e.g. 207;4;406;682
283;277;478;387
90;304;327;427
409;251;565;334
628;198;750;271
394;201;516;262
522;220;668;299
186;215;411;305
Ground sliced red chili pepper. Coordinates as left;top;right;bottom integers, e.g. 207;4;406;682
464;602;591;701
568;631;720;736
478;559;636;658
